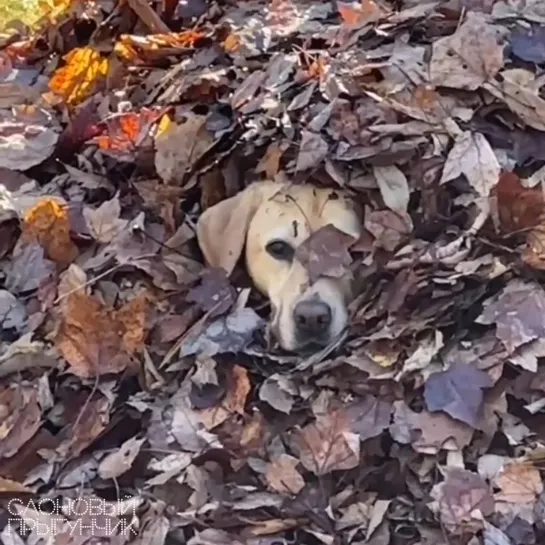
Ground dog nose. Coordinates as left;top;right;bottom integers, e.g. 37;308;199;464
293;300;332;337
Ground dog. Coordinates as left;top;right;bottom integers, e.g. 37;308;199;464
196;181;362;352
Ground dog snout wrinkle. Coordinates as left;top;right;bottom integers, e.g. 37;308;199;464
293;299;332;339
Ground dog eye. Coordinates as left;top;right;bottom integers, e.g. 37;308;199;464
265;240;294;261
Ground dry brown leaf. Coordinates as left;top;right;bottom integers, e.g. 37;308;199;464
440;131;500;197
83;193;128;243
494;461;543;503
56;291;149;378
431;468;494;535
290;408;360;475
57;394;110;458
483;69;545;132
265;454;305;494
429;13;506;90
295;130;328;172
0;383;41;459
200;365;251;429
116;30;205;62
391;401;474;454
0;476;33;492
0;119;58;170
154;114;213;185
98;436;146;480
373;165;410;212
21;199;78;266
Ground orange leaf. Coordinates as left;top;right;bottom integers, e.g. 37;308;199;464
22;198;78;266
308;56;328;80
93;108;165;157
223;33;241;54
49;46;109;106
56;291;149;378
338;0;387;25
338;3;364;25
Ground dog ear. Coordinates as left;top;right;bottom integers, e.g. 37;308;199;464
196;184;263;276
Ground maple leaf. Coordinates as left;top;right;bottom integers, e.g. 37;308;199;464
49;46;109;106
431;468;494;535
56;291;149;378
21;198;78;267
93;108;169;160
494;461;543;504
291;409;360;475
424;362;493;427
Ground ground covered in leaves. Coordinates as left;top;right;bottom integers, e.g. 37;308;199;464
4;0;545;544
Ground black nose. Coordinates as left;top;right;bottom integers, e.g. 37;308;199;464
293;299;332;338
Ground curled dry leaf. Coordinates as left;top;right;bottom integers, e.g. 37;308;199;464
290;397;389;476
373;165;410;212
364;208;413;251
441;131;500;197
495;171;544;233
56;291;149;378
187;267;236;318
483;69;545;132
115;30;206;63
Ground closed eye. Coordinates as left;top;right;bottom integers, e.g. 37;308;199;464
265;239;295;262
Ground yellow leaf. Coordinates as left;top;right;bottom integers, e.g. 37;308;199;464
49;46;109;106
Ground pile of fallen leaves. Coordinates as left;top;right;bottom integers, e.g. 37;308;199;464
5;0;545;544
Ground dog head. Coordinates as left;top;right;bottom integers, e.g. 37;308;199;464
196;181;362;352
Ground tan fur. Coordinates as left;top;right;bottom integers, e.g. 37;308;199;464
196;181;361;351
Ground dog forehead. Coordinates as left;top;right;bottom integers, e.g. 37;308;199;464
253;185;355;229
